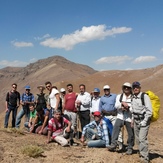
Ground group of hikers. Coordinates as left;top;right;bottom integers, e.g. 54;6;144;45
4;81;152;163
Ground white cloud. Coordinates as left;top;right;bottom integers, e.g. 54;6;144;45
40;25;132;50
133;56;157;64
34;34;50;40
95;55;132;65
12;41;33;48
29;58;37;63
160;48;163;53
0;60;28;67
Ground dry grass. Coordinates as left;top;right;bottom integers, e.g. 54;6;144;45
0;128;25;135
21;145;44;158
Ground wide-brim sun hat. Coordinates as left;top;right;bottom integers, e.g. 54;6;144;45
37;85;45;89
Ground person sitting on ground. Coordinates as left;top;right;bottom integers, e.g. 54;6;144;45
108;82;134;155
80;111;110;148
30;105;49;135
47;109;73;146
24;103;37;132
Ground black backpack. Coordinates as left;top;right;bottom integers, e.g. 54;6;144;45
36;94;46;109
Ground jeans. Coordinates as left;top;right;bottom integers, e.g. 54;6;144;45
111;119;134;149
16;107;30;128
4;105;18;128
86;127;106;148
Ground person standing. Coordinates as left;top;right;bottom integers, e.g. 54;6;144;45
35;85;48;109
76;84;91;132
108;82;134;154
62;84;78;143
132;81;152;163
16;85;34;128
90;88;101;119
4;83;20;128
45;81;60;117
99;85;123;149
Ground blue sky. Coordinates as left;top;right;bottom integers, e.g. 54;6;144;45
0;0;163;70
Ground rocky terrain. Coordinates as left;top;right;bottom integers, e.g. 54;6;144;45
0;55;162;163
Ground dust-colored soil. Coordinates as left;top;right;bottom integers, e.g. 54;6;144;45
0;120;163;163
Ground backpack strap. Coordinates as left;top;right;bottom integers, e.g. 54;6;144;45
119;93;123;102
141;92;146;106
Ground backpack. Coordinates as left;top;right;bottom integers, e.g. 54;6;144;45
141;91;160;122
36;94;47;109
102;117;113;137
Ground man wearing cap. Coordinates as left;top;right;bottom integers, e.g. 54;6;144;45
80;111;110;148
16;85;35;128
108;82;134;154
99;85;123;149
99;85;117;119
132;81;152;163
90;88;101;120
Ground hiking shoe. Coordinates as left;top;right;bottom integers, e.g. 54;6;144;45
117;142;123;151
126;148;133;155
108;144;116;151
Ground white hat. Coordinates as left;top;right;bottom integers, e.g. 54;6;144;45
103;85;110;89
60;88;66;92
123;82;131;88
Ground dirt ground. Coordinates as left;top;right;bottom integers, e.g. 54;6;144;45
0;119;163;163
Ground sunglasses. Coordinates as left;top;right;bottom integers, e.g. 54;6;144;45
26;89;30;91
132;86;140;89
13;86;17;89
123;86;131;90
46;85;51;88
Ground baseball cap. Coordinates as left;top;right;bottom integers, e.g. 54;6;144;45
103;85;110;89
132;81;141;87
93;88;100;93
123;82;132;88
94;111;101;116
60;88;66;92
25;85;30;89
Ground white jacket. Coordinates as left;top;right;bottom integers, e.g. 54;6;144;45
115;93;133;122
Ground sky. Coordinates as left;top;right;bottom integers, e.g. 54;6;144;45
0;0;163;71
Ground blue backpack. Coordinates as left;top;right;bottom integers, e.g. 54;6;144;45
103;117;113;136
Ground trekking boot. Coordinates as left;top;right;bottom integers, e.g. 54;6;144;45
126;148;133;155
108;144;116;151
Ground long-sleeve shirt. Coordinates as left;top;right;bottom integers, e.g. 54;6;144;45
115;93;132;122
132;92;152;122
90;96;101;113
21;93;34;103
82;119;109;147
99;93;116;112
76;92;91;111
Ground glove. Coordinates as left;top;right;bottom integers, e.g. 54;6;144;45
139;120;147;127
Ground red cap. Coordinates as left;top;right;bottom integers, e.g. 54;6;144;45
94;111;101;116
